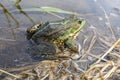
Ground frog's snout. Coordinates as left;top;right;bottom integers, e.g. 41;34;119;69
27;24;41;33
26;24;42;40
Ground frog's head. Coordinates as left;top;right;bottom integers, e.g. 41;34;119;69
62;17;86;52
26;24;42;40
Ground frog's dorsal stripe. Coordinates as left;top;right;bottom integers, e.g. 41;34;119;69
33;18;69;36
72;20;86;39
33;17;78;37
58;20;86;40
47;21;79;36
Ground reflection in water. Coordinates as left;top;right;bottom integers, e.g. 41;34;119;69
12;0;21;4
0;3;19;28
98;4;116;41
0;3;19;39
14;0;35;24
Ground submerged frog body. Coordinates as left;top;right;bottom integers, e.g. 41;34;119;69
27;16;86;56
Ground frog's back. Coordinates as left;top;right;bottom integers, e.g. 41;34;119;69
35;17;78;36
32;16;79;39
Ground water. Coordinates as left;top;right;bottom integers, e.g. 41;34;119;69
0;0;120;68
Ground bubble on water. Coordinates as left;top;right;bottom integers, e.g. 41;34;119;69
110;13;118;17
0;38;16;41
89;25;96;29
98;17;103;21
94;0;97;2
14;59;19;62
105;22;110;26
88;56;93;61
117;26;120;31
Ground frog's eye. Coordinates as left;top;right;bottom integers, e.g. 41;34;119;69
78;20;82;24
34;24;40;29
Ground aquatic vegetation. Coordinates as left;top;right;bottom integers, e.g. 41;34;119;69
12;6;78;15
0;3;19;39
11;0;35;24
11;0;21;4
0;3;19;27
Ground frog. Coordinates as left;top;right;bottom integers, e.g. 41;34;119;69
27;16;86;57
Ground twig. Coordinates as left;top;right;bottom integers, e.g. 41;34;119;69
99;37;112;47
88;53;108;62
6;62;39;72
80;29;97;59
0;69;20;79
100;6;116;40
95;38;120;63
41;73;49;80
104;66;118;79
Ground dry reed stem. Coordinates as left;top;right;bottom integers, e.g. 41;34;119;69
41;73;49;80
0;69;20;79
88;53;108;62
82;35;89;49
80;30;97;59
20;71;37;76
95;38;120;63
110;52;120;59
100;6;116;41
85;61;117;80
91;58;120;80
99;37;112;47
104;65;118;79
87;30;97;53
100;63;111;73
72;61;85;72
6;62;39;72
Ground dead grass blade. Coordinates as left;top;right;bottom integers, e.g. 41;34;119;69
0;69;20;79
95;38;120;63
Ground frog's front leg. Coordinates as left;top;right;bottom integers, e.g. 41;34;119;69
65;39;78;52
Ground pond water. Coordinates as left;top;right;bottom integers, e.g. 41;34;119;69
0;0;120;68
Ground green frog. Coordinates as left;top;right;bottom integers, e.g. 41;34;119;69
27;16;86;57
